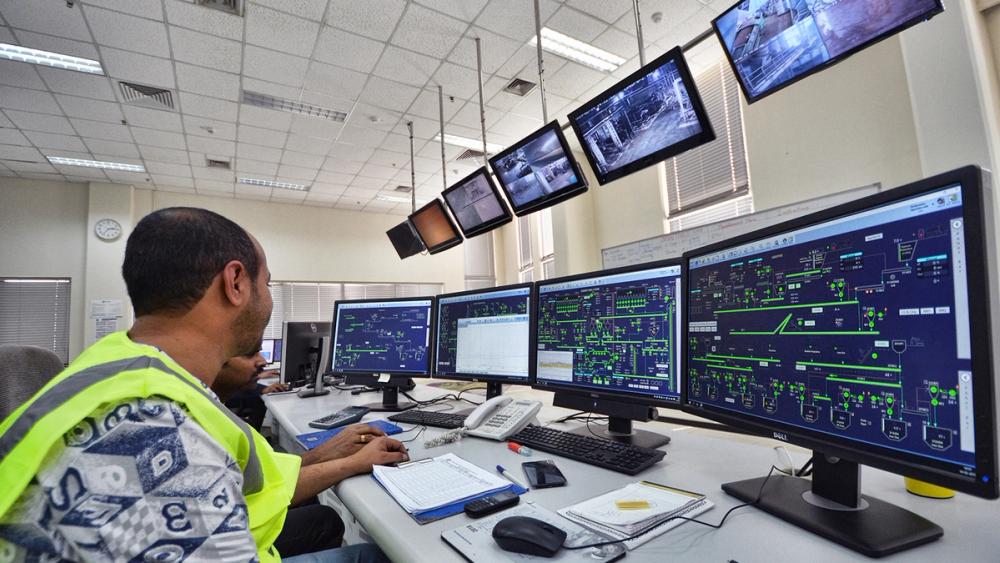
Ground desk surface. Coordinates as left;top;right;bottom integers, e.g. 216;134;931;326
264;384;999;563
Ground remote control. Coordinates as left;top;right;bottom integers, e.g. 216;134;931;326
463;490;520;518
308;406;370;429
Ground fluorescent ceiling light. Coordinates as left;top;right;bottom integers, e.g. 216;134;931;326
47;156;144;172
238;177;309;191
242;90;349;122
0;43;104;75
433;134;505;154
529;28;626;73
376;194;429;205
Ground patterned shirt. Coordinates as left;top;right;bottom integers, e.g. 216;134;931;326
0;396;259;562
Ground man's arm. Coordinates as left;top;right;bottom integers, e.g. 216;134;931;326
299;423;386;467
292;437;408;505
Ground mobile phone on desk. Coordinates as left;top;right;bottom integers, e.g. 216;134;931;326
522;459;566;489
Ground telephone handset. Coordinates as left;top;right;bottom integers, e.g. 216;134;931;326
464;396;542;441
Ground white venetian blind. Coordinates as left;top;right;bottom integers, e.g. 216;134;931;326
0;278;71;364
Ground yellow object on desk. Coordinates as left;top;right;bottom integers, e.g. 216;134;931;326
615;500;651;510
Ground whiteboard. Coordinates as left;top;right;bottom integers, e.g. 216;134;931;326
601;183;882;269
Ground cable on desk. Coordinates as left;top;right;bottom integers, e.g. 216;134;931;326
395;424;427;443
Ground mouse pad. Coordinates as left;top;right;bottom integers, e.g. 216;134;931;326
296;419;402;450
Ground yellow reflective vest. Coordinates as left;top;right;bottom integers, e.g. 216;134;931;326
0;332;300;562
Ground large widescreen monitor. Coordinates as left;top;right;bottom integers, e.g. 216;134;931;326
534;260;684;448
489;121;588;216
331;297;435;411
386;220;425;259
713;0;943;104
684;165;998;556
408;199;463;255
434;284;532;398
441;167;513;238
567;47;714;186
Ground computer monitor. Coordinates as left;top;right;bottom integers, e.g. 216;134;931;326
273;338;282;363
434;283;533;399
386;220;425;259
408;199;463;255
534;260;684;449
331;297;435;411
489;121;588;216
567;47;714;186
441;167;513;238
713;0;943;104
279;322;331;389
260;338;277;364
683;165;998;556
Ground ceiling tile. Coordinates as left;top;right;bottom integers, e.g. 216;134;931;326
122;106;182;131
90;153;143;166
235;159;278;176
152;174;194;187
12;30;101;60
155;183;197;193
337;125;387;148
417;141;462;161
187;136;235;156
0;27;13;43
138;145;190;164
335;198;366;210
261;0;330;21
414;0;489;22
238;125;288;148
235;184;272;198
5;111;75;135
377;133;423;156
566;0;632;24
360;77;420;113
343;104;398;133
83;138;141;158
71;118;133;142
191;166;234;182
84;0;164;19
241;77;302;102
179;92;239;122
0;61;46;90
270;189;307;202
326;0;405;41
0;86;62;114
0;128;30;146
358;162;398;180
55;94;124;123
284;134;332;156
447;28;521;75
147;161;192;177
390;4;466;59
592;26;639;61
243;46;310;88
237;142;283;163
169;26;242;74
315;170;356;184
396;115;440;140
547;5;608;42
309;183;347;195
288;114;344;140
100;48;176;88
512;89;570;119
183;116;237;141
163;0;243;40
85;6;170;57
281;151;325;168
431;63;482;100
175;63;240;101
53;165;108;179
24;132;87;152
407;87;463;120
314;28;385;73
369;147;413;167
373;46;440;87
475;0;559;42
2;159;56;173
237;105;293;132
36;68;117;101
1;2;93;41
450;101;501;131
104;170;153;184
543;62;606;98
327;141;373;161
245;4;321;57
276;164;318;180
319;159;362;176
303;62;368;101
0;112;12;129
195;180;236;193
131;127;186;149
487;111;542;138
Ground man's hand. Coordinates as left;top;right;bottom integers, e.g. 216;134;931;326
301;423;386;466
346;437;409;474
261;382;289;394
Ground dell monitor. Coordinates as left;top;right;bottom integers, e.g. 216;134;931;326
568;47;714;186
713;0;943;104
442;167;513;238
489;121;588;216
408;199;463;255
434;283;533;399
331;297;435;411
534;260;684;449
279;322;331;390
683;165;998;556
387;220;425;259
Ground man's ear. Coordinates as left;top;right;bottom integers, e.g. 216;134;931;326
220;260;252;307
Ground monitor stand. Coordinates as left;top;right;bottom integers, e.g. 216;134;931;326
553;392;670;449
722;452;943;558
364;381;417;412
569;415;670;450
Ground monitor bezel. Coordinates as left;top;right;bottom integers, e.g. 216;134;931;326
330;296;436;378
567;46;715;186
531;257;686;409
441;166;514;238
488;120;589;216
712;0;944;105
386;219;425;259
432;282;535;385
408;198;464;255
681;165;998;499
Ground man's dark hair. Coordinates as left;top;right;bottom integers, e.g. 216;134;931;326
123;207;261;316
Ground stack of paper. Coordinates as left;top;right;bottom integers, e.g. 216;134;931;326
558;481;713;550
372;453;513;516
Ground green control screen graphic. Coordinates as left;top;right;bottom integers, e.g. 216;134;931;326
687;185;978;476
332;299;433;374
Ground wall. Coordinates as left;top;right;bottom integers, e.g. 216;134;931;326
84;183;134;345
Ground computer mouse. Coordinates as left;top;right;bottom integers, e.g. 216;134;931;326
492;516;568;558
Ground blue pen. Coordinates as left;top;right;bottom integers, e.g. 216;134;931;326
496;464;529;490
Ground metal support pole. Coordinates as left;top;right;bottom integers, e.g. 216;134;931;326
407;120;416;213
438;85;447;191
632;0;646;66
475;37;488;167
533;0;548;123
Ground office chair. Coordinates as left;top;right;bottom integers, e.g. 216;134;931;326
0;345;65;419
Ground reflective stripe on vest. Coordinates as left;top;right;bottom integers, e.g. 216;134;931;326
0;355;264;495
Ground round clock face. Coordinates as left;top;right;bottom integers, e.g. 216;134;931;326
94;218;122;241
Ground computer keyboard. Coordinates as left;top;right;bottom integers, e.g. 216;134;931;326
387;409;467;429
508;425;665;475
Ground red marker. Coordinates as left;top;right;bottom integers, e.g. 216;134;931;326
507;441;533;456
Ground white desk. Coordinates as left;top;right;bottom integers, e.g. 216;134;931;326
264;384;999;563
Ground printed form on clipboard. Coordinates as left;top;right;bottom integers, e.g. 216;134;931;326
372;453;514;515
557;481;713;550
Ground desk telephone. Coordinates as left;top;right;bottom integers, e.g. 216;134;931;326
464;396;541;441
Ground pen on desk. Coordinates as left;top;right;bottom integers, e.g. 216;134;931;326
496;464;529;490
507;441;533;456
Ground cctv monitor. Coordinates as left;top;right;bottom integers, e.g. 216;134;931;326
534;260;684;449
434;283;533;399
713;0;943;104
387;220;425;259
331;297;435;411
684;165;998;556
489;121;588;216
568;47;714;186
279;322;331;389
408;199;463;255
441;167;513;237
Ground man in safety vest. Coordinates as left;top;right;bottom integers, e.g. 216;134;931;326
0;207;405;562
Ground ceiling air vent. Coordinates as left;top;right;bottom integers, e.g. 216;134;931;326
206;157;231;169
504;78;537;97
193;0;243;16
119;81;175;111
394;185;413;193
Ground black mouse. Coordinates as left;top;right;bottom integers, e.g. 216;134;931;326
492;516;568;557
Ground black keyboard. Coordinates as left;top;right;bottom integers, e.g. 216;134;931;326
387;410;467;429
508;425;665;475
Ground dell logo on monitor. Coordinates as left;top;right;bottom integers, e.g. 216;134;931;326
773;432;788;442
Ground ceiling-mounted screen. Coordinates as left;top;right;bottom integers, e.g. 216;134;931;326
408;199;463;255
568;46;714;186
386;220;425;259
714;0;943;104
441;167;513;238
488;121;588;216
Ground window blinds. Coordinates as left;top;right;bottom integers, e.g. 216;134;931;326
0;279;71;364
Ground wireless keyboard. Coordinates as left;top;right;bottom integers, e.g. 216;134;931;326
508;425;665;475
387;409;467;429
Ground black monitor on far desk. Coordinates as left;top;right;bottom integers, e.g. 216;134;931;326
280;322;330;391
331;297;435;411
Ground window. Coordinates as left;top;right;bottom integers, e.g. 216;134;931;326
667;194;754;232
0;278;71;364
517;209;556;282
662;59;750;223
